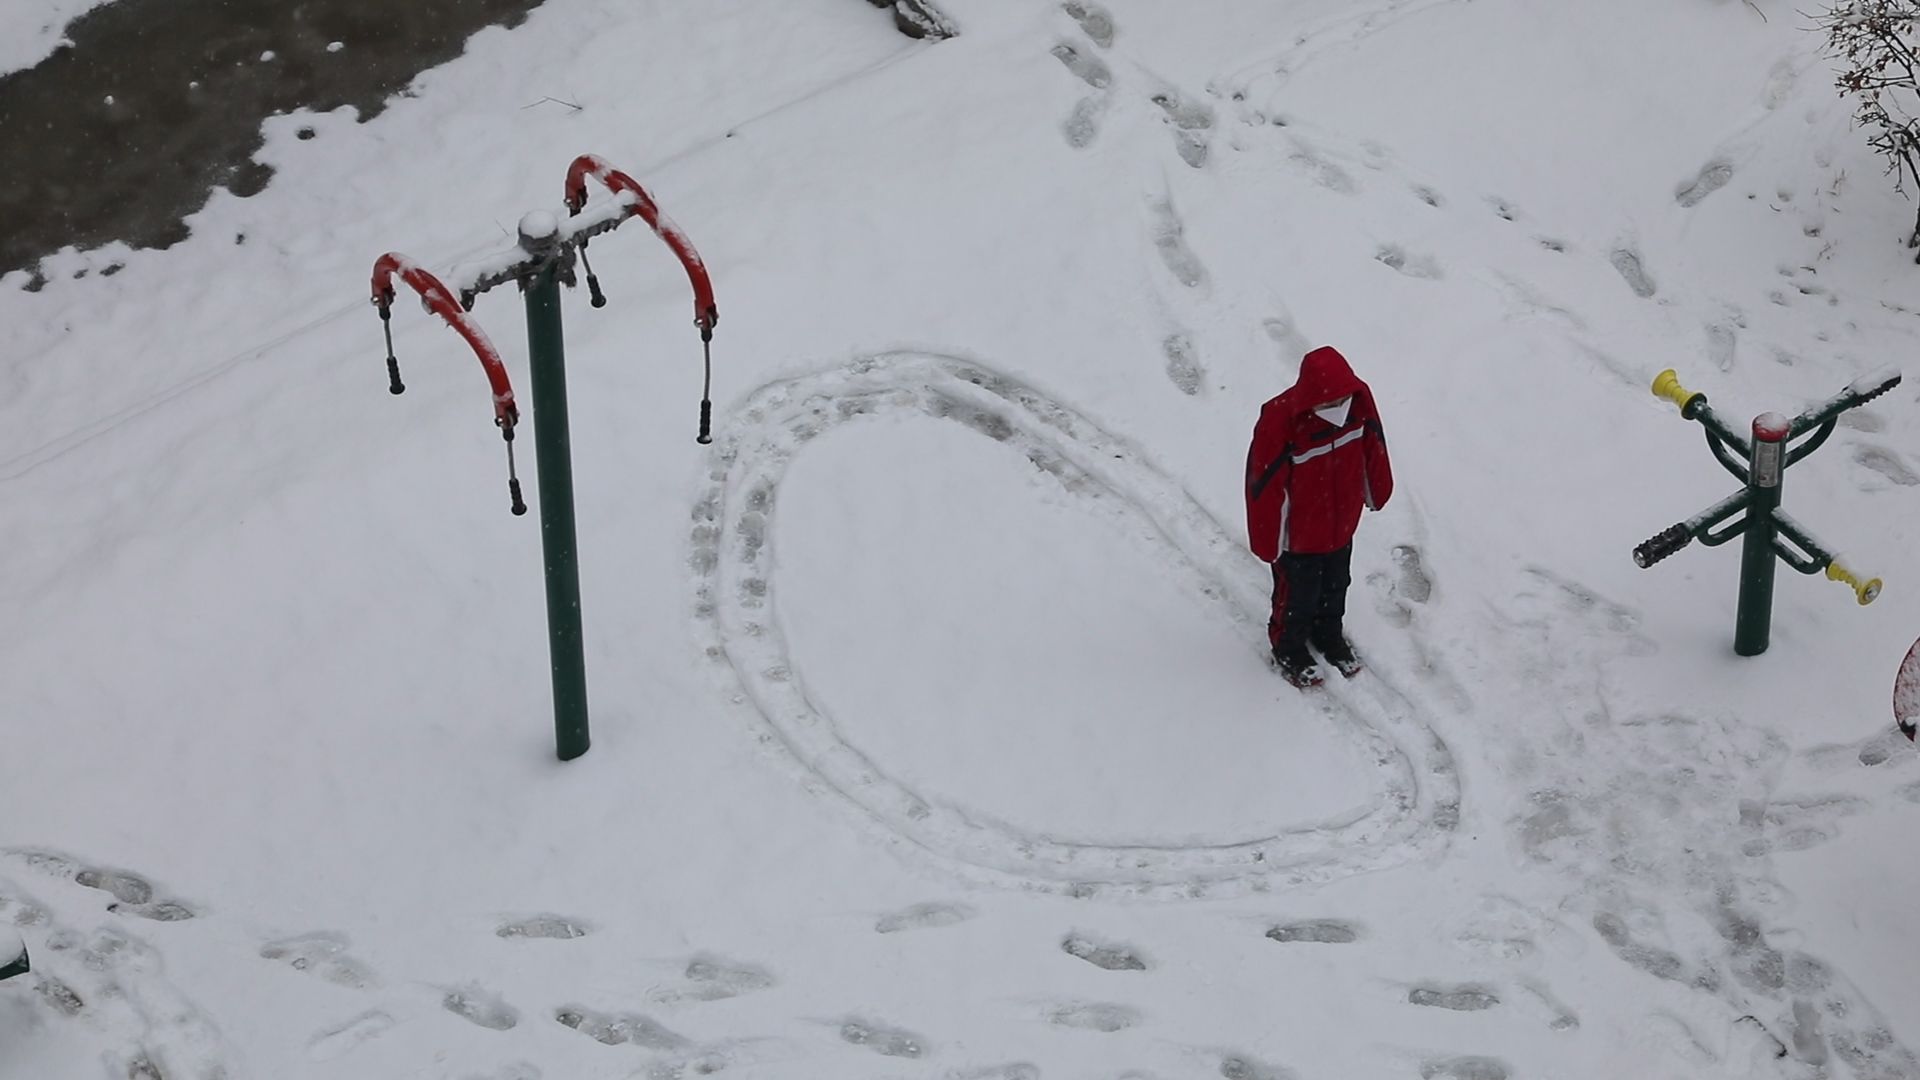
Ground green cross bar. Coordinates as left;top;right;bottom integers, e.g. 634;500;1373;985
1633;367;1899;655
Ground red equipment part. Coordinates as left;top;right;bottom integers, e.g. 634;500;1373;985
370;252;520;429
563;154;718;334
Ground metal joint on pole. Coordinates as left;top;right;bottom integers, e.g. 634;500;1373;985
1634;369;1894;657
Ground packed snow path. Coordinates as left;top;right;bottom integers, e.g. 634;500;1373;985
693;351;1460;899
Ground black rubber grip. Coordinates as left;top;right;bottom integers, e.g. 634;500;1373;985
697;400;713;445
1633;523;1691;568
1857;373;1902;405
509;478;528;517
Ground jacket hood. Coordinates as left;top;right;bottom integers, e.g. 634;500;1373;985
1292;346;1364;409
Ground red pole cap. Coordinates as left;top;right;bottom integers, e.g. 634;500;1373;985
1753;412;1791;443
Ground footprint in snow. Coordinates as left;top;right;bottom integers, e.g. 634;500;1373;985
260;931;377;989
1375;244;1442;279
1370;542;1433;627
1408;985;1500;1011
1266;919;1360;944
1150;195;1208;287
1487;196;1519;222
1047;1001;1140;1032
495;914;590;940
1710;897;1794;995
1676;160;1735;207
1413;185;1445;208
877;901;978;935
4;851;142;902
1051;42;1110;88
1591;911;1695;986
1219;1052;1297;1079
649;953;775;1004
839;1016;928;1057
1063;95;1104;148
1162;333;1204;396
1062;1;1114;47
34;974;85;1015
1707;322;1737;371
442;983;518;1030
949;1064;1041;1080
307;1009;395;1062
555;1004;691;1049
1738;794;1870;856
1171;129;1208;168
6;849;196;920
1609;247;1658;298
1285;138;1356;193
1421;1056;1510;1080
1151;87;1214;168
74;868;153;905
1762;56;1800;109
1853;444;1920;487
1061;932;1149;970
1804;728;1914;771
1394;544;1433;601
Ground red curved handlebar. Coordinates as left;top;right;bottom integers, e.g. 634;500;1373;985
371;253;519;428
563;154;718;332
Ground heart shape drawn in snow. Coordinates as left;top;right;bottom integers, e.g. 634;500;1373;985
691;352;1457;899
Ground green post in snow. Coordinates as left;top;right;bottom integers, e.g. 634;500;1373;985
1633;368;1897;657
519;215;590;761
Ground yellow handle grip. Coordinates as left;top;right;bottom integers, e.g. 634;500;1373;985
1827;560;1883;605
1651;369;1695;411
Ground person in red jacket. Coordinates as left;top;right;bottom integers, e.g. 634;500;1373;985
1245;345;1394;687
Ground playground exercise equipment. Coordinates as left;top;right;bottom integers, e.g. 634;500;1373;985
1633;367;1899;656
370;155;718;760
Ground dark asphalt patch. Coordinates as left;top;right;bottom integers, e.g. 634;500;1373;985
0;0;549;283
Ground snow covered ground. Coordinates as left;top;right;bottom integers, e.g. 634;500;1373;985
5;0;1920;1077
0;0;112;73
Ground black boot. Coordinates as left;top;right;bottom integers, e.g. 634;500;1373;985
1311;625;1362;678
1272;646;1323;688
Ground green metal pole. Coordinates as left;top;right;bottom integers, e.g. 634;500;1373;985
519;216;590;760
1733;413;1789;656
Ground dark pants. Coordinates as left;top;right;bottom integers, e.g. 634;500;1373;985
1268;544;1352;655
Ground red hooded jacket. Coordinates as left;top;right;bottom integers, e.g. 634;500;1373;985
1245;346;1393;560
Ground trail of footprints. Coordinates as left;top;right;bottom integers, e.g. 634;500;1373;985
249;911;778;1072
1050;5;1848;408
0;850;1575;1078
1052;2;1213;167
0;874;231;1078
845;906;1543;1076
6;848;196;922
